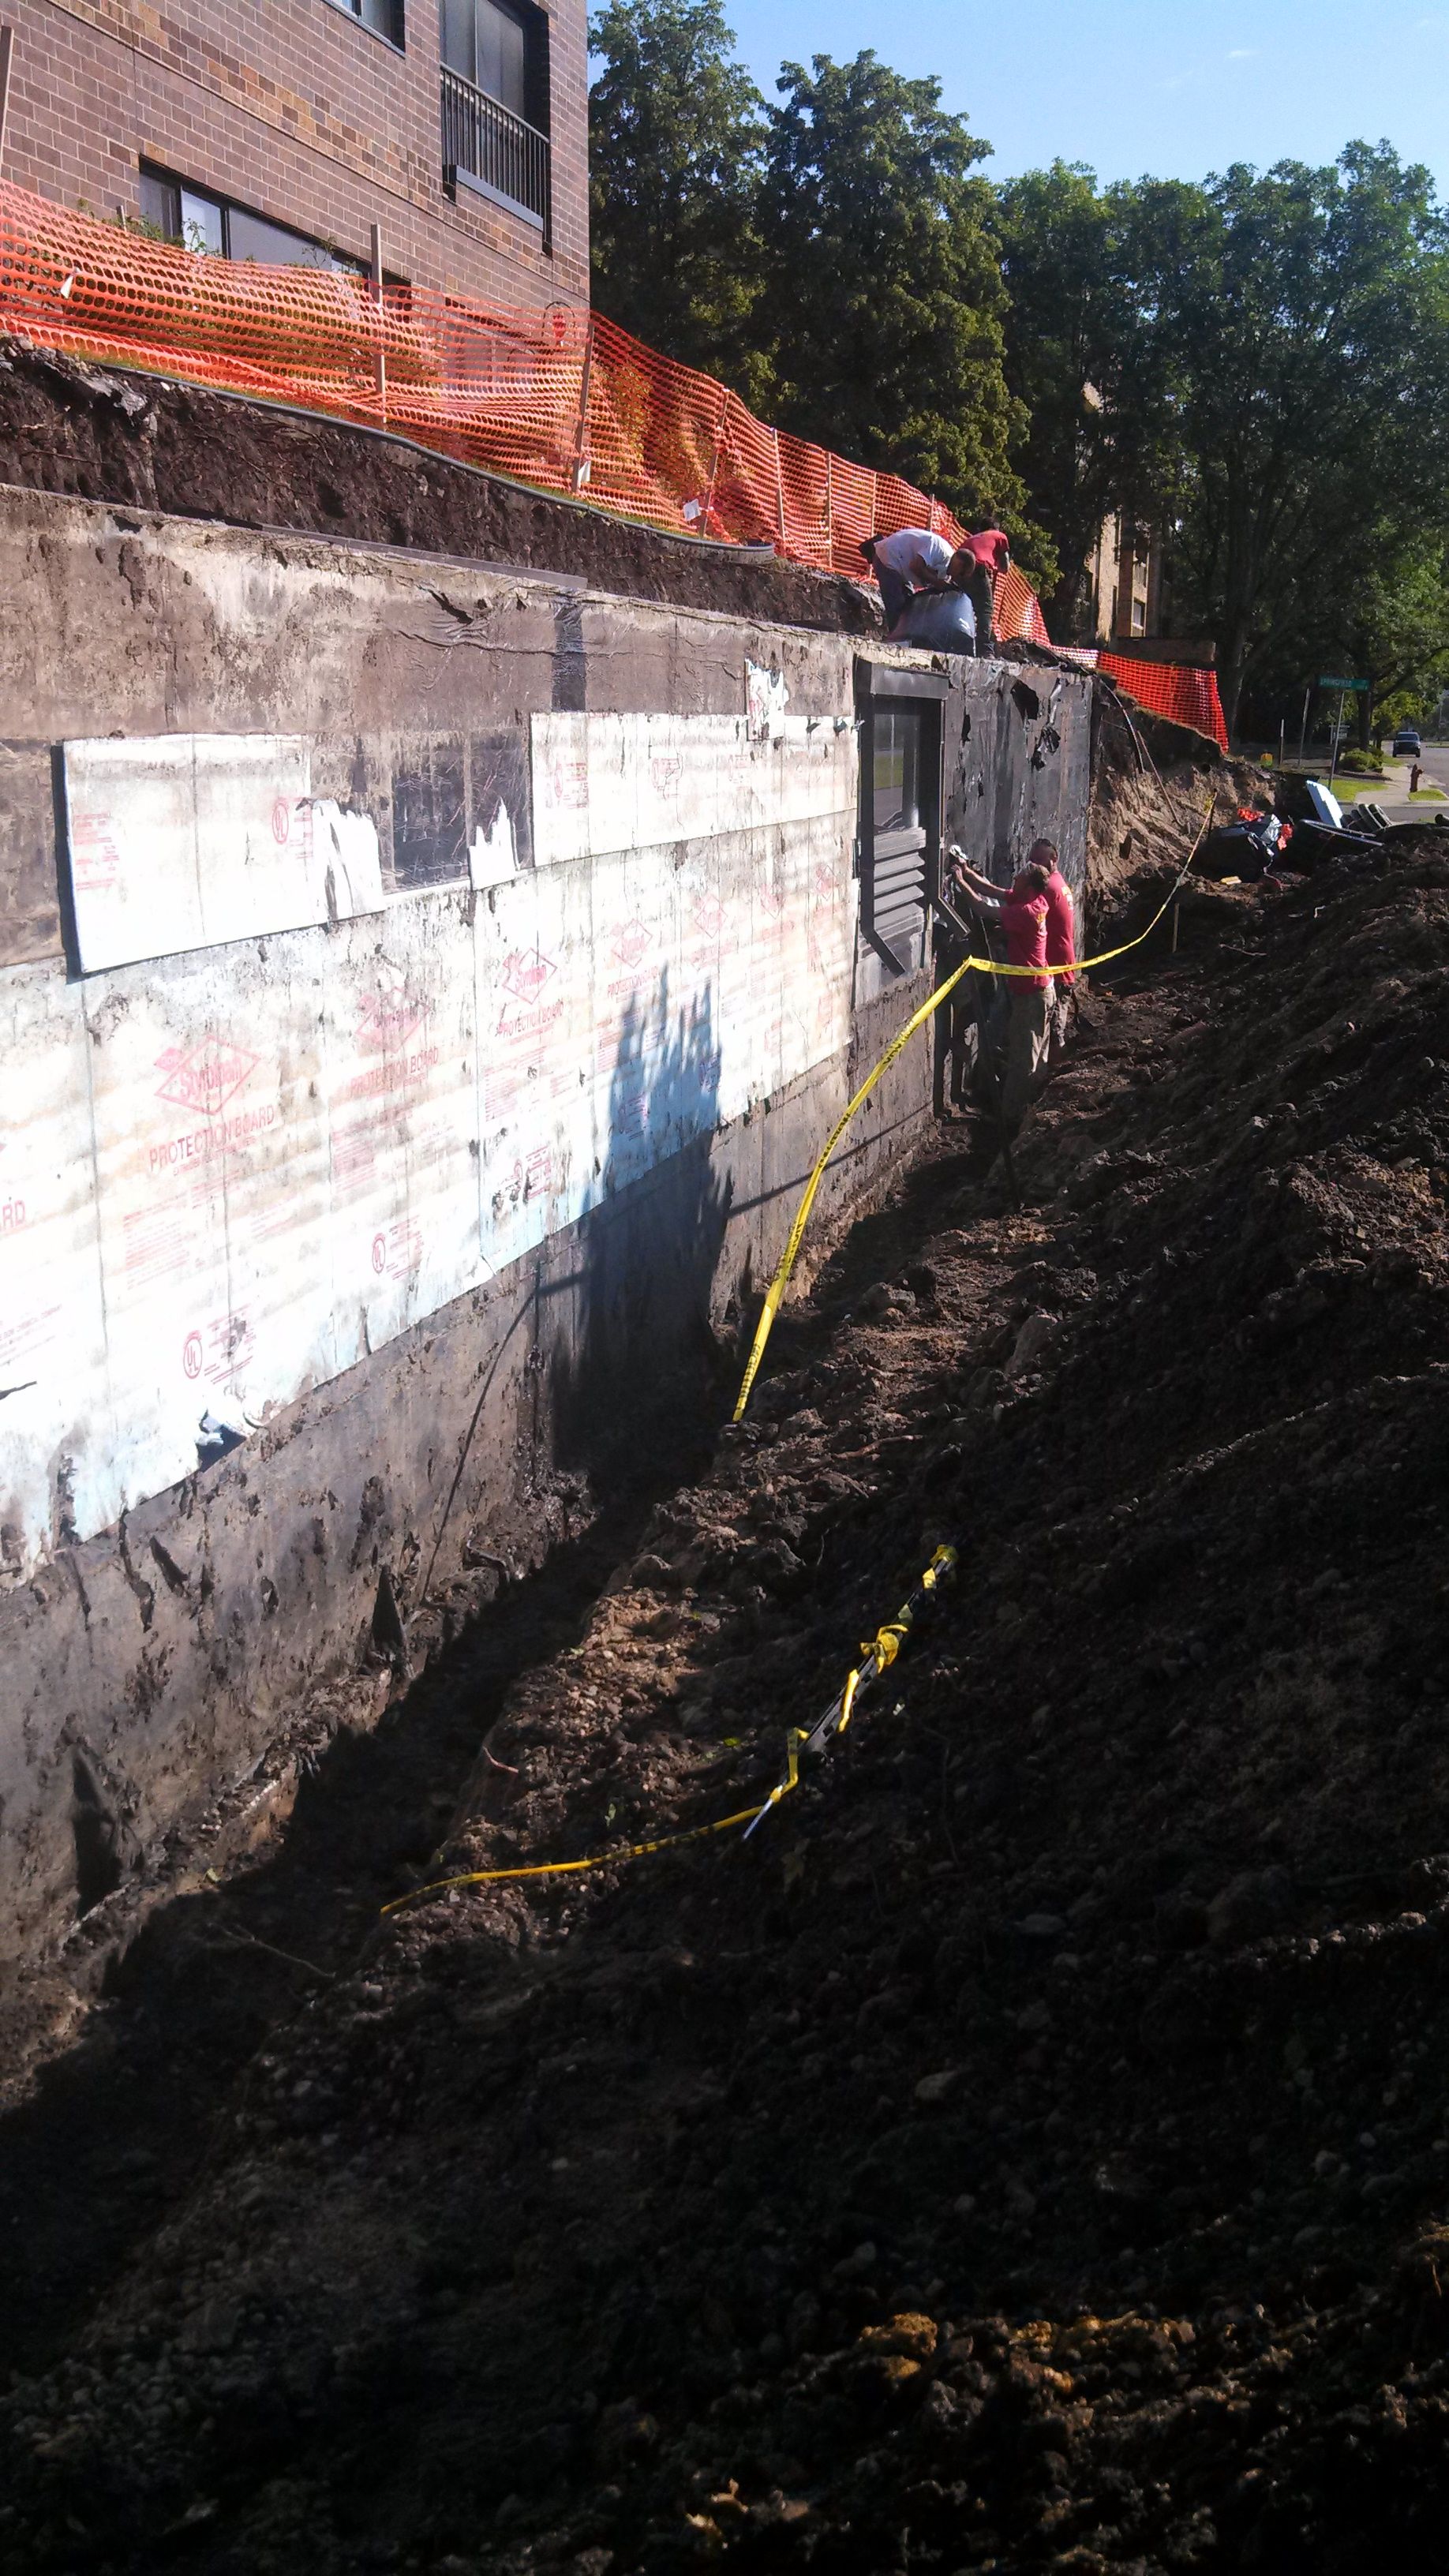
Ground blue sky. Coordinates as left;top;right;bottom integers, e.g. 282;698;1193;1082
713;0;1449;197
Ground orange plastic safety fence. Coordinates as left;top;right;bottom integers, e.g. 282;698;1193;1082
0;177;998;587
0;174;1227;743
1098;653;1230;753
994;563;1052;649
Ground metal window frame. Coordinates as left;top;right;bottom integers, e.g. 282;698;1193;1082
854;660;946;978
322;0;406;51
440;45;552;240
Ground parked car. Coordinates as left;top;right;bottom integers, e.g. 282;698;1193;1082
1394;727;1423;754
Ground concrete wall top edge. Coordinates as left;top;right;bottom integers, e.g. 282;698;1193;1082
0;480;1078;716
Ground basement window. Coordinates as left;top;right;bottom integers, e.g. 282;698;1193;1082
324;0;406;44
138;167;363;271
855;664;946;980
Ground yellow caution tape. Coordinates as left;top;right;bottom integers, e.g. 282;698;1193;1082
752;1543;957;1832
867;1619;907;1673
732;804;1215;1420
380;1732;807;1915
383;1546;959;1911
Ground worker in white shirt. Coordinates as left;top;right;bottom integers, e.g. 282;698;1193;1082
860;527;973;634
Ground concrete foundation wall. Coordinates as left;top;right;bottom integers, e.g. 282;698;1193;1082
0;488;1092;1971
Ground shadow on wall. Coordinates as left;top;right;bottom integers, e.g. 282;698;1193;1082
553;969;730;1480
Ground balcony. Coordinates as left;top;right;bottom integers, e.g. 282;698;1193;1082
441;63;551;238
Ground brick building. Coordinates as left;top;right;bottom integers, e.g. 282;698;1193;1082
0;0;588;312
1086;513;1163;644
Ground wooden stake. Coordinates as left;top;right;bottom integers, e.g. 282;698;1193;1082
571;311;594;492
0;27;15;178
369;223;387;426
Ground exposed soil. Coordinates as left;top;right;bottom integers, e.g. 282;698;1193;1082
0;339;887;633
8;827;1449;2570
1084;689;1261;907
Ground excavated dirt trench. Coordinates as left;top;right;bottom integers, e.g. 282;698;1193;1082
9;830;1449;2574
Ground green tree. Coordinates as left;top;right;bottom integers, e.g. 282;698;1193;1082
1306;529;1449;748
1116;145;1449;732
588;0;767;386
994;163;1129;632
755;52;1052;578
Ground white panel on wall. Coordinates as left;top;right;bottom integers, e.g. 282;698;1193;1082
530;713;856;867
0;968;114;1553
324;897;484;1368
83;938;336;1507
475;845;602;1277
62;736;352;971
2;716;861;1568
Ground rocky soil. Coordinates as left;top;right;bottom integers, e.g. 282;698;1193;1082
8;833;1449;2574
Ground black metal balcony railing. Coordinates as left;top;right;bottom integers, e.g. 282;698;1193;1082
441;64;551;237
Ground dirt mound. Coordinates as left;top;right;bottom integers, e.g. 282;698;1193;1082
8;837;1449;2574
1086;681;1264;912
0;339;882;633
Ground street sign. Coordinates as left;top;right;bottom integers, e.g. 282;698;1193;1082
1319;675;1367;691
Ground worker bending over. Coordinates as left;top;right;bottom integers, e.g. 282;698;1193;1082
859;526;964;631
860;525;1010;653
949;850;1051;1137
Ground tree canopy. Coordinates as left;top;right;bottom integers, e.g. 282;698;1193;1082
587;0;766;385
589;6;1449;729
752;53;1038;562
589;11;1050;573
1116;147;1449;730
992;163;1128;633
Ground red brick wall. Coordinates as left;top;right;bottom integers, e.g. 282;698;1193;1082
0;0;589;309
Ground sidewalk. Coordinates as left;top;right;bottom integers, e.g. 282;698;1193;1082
1279;752;1447;825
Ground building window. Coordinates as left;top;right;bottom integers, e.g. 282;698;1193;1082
856;667;945;979
441;0;538;120
873;701;923;839
324;0;405;43
138;167;361;272
440;0;552;232
1131;597;1147;634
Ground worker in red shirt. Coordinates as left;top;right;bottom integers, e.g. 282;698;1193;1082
860;526;993;653
957;527;1010;651
949;851;1050;1136
1028;837;1078;1057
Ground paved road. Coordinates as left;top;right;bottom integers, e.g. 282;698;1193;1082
1344;739;1449;822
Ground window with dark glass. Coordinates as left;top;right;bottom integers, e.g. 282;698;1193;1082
442;0;533;114
324;0;405;44
856;674;943;980
872;702;924;837
137;167;361;272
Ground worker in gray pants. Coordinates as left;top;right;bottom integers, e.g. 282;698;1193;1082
949;852;1052;1136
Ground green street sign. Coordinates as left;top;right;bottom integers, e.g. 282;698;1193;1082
1319;675;1367;690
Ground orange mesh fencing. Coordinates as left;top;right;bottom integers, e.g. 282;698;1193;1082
1097;653;1230;752
0;175;1219;729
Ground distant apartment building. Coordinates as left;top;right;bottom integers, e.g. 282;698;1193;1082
0;0;587;310
1088;514;1163;644
1085;513;1216;670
